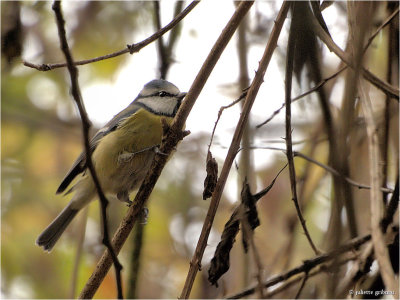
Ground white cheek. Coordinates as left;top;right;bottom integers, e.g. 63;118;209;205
144;97;177;115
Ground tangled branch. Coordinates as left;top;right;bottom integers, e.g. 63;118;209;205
51;1;123;298
24;1;199;71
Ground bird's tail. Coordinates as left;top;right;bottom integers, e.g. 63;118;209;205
36;203;79;252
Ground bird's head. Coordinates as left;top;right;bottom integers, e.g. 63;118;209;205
136;79;186;117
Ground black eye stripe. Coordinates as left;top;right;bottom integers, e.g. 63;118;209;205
139;91;176;98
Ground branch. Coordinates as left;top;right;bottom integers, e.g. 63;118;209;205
153;1;185;79
207;164;287;286
69;207;89;298
239;146;394;194
256;8;399;129
284;2;319;255
311;13;399;100
241;216;265;298
264;256;356;298
256;65;347;128
79;2;254;298
381;178;399;233
363;7;399;55
208;89;248;152
126;222;145;299
179;2;290;298
24;1;199;71
293;151;394;194
226;234;372;299
359;79;399;294
294;271;308;299
51;1;123;298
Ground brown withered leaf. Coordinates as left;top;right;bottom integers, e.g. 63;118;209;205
208;207;240;287
207;164;287;286
203;150;218;200
240;180;260;252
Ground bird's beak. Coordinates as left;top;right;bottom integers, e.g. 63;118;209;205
178;92;187;100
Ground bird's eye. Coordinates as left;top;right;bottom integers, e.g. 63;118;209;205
158;91;167;97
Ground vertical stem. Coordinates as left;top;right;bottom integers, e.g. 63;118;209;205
236;3;251;289
127;223;145;298
359;79;399;295
69;207;89;298
284;2;319;256
381;3;398;204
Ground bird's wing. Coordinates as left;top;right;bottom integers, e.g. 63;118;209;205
56;103;141;194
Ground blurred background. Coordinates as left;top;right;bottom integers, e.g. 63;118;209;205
2;1;398;299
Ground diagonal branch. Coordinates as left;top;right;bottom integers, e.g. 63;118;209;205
179;2;291;298
256;8;399;129
256;65;347;128
226;234;371;299
311;14;399;100
51;1;123;298
238;146;394;194
363;7;399;55
78;2;254;298
264;255;356;299
24;1;199;71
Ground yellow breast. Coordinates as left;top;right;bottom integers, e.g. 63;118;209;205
91;108;174;192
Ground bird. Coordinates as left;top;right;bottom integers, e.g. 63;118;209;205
36;79;186;251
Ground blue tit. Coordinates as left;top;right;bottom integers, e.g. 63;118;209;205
37;79;186;251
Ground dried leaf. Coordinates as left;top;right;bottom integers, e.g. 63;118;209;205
240;180;260;252
203;150;218;200
208;208;240;286
208;165;287;285
253;163;287;201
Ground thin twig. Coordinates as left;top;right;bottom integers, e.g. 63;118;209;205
127;223;145;299
293;151;394;194
226;234;372;299
51;1;123;298
336;242;374;298
241;213;265;298
153;1;185;79
24;1;199;71
284;2;320;256
359;79;398;295
256;65;347;128
179;3;257;298
238;146;394;194
381;178;399;233
79;2;254;298
264;256;356;299
294;271;308;299
207;89;248;152
69;207;89;298
257;9;399;129
311;13;399;100
363;7;399;55
338;180;399;297
179;2;290;298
